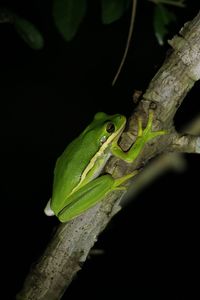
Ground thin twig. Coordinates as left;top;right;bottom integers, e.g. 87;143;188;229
112;0;137;86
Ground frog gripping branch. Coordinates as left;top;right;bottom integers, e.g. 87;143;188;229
44;110;167;222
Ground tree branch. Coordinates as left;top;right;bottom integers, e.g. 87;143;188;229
168;133;200;153
123;114;200;205
17;11;200;300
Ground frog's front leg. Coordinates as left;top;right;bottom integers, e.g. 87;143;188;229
111;110;167;163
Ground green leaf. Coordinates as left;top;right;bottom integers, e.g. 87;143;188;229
101;0;131;25
53;0;87;41
153;4;176;45
14;17;44;49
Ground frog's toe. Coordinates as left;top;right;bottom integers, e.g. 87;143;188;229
44;199;55;216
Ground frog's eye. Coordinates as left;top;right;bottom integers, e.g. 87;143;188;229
106;122;115;133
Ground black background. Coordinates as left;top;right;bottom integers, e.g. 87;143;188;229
0;1;199;299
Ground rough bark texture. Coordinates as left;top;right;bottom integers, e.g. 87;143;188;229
17;11;200;300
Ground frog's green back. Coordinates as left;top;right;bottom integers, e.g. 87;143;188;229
50;112;126;215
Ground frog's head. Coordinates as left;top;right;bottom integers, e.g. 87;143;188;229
85;112;126;148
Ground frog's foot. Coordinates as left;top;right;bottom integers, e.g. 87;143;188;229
111;110;167;164
113;170;138;190
44;199;55;216
137;110;167;143
120;110;168;163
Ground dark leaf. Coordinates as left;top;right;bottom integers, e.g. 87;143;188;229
101;0;131;25
153;4;176;45
0;8;15;23
53;0;87;41
14;17;44;50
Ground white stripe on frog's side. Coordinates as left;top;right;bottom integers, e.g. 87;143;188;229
70;121;126;196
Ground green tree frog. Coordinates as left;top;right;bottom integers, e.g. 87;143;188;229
44;111;166;222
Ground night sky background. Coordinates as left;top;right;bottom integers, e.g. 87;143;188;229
0;1;199;299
